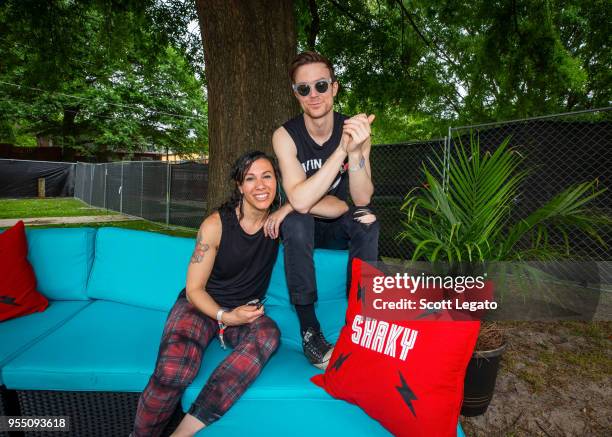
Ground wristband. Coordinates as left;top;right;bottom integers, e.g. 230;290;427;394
216;308;225;323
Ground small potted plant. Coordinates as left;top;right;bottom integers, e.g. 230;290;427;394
399;136;608;416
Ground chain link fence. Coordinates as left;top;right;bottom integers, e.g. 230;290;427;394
75;161;207;229
74;108;611;262
449;108;611;262
370;138;446;259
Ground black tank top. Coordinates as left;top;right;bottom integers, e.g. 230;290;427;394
180;207;279;308
282;111;349;201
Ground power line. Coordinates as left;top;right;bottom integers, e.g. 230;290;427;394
0;80;206;121
1;99;204;129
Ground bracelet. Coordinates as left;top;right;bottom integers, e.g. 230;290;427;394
349;156;366;172
216;308;225;323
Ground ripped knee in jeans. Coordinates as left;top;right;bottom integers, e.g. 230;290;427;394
353;206;377;226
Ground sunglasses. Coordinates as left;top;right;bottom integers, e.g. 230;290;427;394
292;79;333;97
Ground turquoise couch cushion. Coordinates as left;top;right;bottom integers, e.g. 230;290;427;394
181;336;324;405
194;398;391;436
26;228;96;300
266;245;349;306
194;406;465;437
1;301;165;391
1;302;339;393
265;300;346;348
0;301;90;385
86;228;194;312
188;393;465;436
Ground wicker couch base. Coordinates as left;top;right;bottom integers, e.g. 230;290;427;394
0;386;6;426
1;385;23;437
16;390;183;437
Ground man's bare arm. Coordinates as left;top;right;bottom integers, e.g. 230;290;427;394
277;195;348;220
273;127;348;213
340;114;375;206
309;195;349;218
347;138;374;206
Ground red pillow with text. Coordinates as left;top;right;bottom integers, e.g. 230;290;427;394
0;221;48;321
312;259;479;437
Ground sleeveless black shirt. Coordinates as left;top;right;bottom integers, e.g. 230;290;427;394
181;207;279;309
282;111;349;201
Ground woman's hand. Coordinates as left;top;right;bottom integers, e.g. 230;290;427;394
222;304;264;326
263;204;292;239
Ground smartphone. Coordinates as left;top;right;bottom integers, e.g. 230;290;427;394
246;298;266;309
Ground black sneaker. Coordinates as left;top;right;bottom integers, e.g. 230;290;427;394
302;327;334;370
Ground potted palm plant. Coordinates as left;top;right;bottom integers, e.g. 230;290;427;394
399;137;608;416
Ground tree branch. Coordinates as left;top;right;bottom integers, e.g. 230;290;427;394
392;0;465;109
327;0;370;28
308;0;320;50
392;0;456;68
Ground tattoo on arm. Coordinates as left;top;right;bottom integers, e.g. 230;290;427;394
190;234;210;264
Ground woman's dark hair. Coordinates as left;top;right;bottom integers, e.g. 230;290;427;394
218;150;281;220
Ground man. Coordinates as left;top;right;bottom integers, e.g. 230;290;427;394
271;51;379;369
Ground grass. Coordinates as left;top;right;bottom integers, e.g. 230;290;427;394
0;198;116;218
0;198;198;238
41;220;199;238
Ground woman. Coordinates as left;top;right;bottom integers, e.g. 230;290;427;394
132;151;293;437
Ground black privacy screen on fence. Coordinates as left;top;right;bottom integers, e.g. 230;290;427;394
0;159;75;197
370;139;446;259
451;119;612;262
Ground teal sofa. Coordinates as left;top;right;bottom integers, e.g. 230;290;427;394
0;227;466;436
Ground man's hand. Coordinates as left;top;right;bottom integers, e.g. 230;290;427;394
341;114;375;154
223;304;264;326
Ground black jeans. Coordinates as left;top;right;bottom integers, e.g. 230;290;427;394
280;207;380;305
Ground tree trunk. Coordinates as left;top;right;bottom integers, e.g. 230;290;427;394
196;0;300;214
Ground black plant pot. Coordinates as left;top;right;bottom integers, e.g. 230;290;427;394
461;342;507;417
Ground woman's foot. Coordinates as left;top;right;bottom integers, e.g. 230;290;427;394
170;413;206;437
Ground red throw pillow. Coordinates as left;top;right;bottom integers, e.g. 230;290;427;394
0;221;48;321
312;259;479;437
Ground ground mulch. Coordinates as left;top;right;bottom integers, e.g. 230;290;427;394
461;321;611;436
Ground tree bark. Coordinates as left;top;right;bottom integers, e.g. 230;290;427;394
196;0;300;213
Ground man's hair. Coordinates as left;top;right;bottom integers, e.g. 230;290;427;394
289;51;336;83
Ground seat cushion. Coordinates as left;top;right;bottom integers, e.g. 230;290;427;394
264;300;347;348
1;301;341;394
0;300;90;385
26;227;96;300
190;400;465;437
86;228;194;311
180;304;350;408
182;340;324;406
266;245;349;306
193;397;392;436
1;301;166;391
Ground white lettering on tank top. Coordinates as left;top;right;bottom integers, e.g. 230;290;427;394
301;158;322;173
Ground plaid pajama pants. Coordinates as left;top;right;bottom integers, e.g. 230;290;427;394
132;296;280;437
